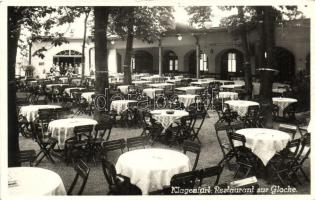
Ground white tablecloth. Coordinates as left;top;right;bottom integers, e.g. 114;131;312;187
8;167;66;195
151;109;189;129
49;118;97;148
59;77;69;83
235;128;291;165
225;100;260;117
190;81;210;87
142;88;163;98
132;80;151;86
19;105;62;122
110;100;137;114
148;83;174;89
272;97;297;116
116;148;190;194
272;88;287;94
81;92;95;104
166;79;181;85
175;86;204;94
64;87;85;97
117;85;130;95
45;84;68;92
178;94;199;107
218;92;238;100
220;84;243;90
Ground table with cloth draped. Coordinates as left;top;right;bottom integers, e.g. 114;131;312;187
81;92;95;104
115;148;190;194
225;100;260;117
235;128;291;165
45;84;68;92
8;167;66;195
19;105;62;122
49;118;97;148
132;80;151;86
151;109;189;130
218;92;238;100
178;94;199;108
117;85;130;95
110;100;138;114
63;87;86;98
175;86;204;94
142;88;163;99
148;83;174;89
272;97;297;116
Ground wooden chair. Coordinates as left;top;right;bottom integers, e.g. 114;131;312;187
182;140;201;170
198;165;223;187
214;121;234;166
169;170;200;194
67;160;90;195
102;139;126;158
278;123;297;139
126;136;147;151
17;150;36;166
227;132;256;178
101;157;142;195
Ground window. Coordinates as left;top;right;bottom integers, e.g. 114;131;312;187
131;57;135;70
169;60;173;71
200;53;208;71
168;58;178;71
228;53;236;72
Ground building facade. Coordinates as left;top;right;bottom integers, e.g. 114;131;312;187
18;18;310;82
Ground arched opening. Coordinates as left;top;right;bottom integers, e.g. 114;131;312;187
218;49;244;80
116;53;122;73
131;50;153;73
273;47;295;82
53;50;82;75
305;53;310;75
163;51;178;74
187;50;208;75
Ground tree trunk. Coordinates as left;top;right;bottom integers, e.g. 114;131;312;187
81;10;90;78
123;7;134;85
8;7;22;167
94;7;109;120
257;6;277;128
238;7;252;100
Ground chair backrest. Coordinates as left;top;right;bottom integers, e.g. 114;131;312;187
101;157;120;187
229;121;245;131
278;124;297;139
102;139;126;156
126;136;147;151
199;165;223;186
182;140;201;170
227;132;246;152
170;170;200;191
67;159;90;195
17;150;36;166
94;123;112;141
73;125;94;141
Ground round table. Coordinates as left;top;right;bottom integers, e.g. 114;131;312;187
116;148;190;194
175;86;204;95
117;85;130;95
235;128;291;165
225;100;260;117
81;92;95;104
272;97;297;116
148;83;174;89
132;80;151;86
49;118;97;148
110;100;138;114
220;84;243;90
19;105;62;122
8;167;66;195
178;94;199;108
151;109;189;129
45;84;68;92
64;87;86;96
142;88;163;99
218;92;238;100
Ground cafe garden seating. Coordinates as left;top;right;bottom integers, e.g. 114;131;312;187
14;73;310;196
